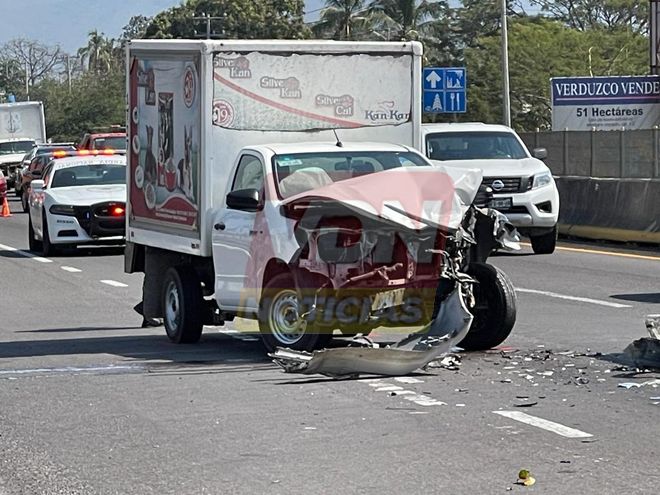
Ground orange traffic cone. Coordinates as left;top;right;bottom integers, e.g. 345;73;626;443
1;197;12;217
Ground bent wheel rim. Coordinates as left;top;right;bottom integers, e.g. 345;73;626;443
269;289;306;345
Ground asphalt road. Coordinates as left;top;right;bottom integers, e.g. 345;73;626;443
1;194;659;495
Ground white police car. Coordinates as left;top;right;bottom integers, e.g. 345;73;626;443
28;152;126;255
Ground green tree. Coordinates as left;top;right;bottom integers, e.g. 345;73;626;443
528;0;647;32
313;0;374;40
369;0;448;41
145;0;310;39
462;18;647;130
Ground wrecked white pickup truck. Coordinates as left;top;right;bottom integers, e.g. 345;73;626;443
124;39;518;359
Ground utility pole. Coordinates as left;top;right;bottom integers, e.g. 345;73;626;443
501;0;511;127
24;59;30;101
192;13;227;39
66;54;72;94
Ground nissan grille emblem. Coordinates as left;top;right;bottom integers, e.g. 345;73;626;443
491;179;505;191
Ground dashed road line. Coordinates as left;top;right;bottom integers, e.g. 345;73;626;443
516;287;632;309
394;377;424;384
0;243;52;263
100;279;129;288
363;378;447;407
493;410;593;439
61;266;82;273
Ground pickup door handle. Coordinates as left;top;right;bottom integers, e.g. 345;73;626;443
214;222;225;231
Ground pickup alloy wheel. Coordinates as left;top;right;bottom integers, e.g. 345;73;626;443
162;265;203;344
259;273;331;353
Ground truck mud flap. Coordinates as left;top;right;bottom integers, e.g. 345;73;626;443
269;285;473;378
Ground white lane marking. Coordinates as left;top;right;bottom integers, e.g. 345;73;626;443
493;411;593;439
0;243;52;263
375;385;404;392
404;395;446;406
394;377;424;384
0;365;143;376
516;287;632;308
61;266;82;273
100;279;129;288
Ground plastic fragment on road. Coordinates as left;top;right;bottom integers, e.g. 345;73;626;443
269;286;473;378
618;379;660;389
646;314;660;340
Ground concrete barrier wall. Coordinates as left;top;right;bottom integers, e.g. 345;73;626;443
556;177;660;244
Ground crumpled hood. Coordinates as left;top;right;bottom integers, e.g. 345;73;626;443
0;153;25;165
48;185;126;205
280;166;483;231
430;157;549;177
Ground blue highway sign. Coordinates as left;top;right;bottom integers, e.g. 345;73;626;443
423;67;466;113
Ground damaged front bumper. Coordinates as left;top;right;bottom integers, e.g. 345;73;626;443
270;283;473;378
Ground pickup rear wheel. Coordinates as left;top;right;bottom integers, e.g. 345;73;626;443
259;273;331;353
458;262;517;351
162;266;203;344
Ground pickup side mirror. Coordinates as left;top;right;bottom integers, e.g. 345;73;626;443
532;147;548;160
226;188;262;211
31;179;45;191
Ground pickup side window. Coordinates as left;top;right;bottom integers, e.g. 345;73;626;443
231;155;264;192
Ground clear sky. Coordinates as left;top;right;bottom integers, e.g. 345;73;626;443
0;0;325;53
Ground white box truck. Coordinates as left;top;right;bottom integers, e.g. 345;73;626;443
125;39;517;354
0;101;47;188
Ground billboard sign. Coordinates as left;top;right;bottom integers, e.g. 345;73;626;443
551;75;660;130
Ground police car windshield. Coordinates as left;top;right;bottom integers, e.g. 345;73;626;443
50;164;125;188
426;132;528;161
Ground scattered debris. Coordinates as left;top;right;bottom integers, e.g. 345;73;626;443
514;399;538;408
517;469;536;487
427;354;462;370
270;287;472;377
623;338;660;369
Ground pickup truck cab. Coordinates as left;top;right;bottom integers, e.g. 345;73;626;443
422;123;559;254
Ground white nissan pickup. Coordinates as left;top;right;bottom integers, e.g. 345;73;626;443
422;123;559;254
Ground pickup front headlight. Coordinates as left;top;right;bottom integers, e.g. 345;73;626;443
532;172;552;189
49;204;76;216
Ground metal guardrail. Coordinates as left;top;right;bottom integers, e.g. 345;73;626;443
519;130;660;179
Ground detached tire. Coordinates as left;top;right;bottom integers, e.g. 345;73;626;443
162;266;203;344
459;262;517;351
259;272;331;353
531;226;557;254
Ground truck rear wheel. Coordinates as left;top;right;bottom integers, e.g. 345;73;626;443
458;262;517;351
162;266;203;344
259;273;331;353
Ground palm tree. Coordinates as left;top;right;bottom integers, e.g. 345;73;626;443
78;30;117;73
313;0;375;40
369;0;447;41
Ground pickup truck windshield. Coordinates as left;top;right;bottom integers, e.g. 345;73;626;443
426;132;528;161
274;151;429;199
50;164;126;188
0;140;35;155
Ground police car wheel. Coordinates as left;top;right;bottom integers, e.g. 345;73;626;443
28;215;42;252
41;213;57;257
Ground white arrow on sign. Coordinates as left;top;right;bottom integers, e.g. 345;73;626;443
425;70;441;89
